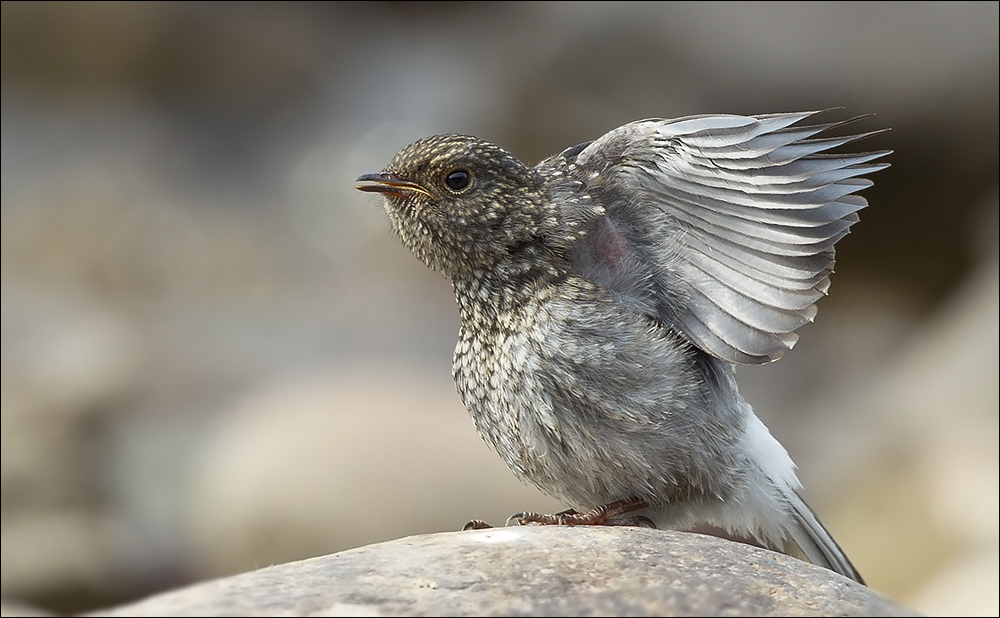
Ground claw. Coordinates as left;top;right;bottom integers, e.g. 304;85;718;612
636;515;657;528
504;498;650;527
604;515;658;528
463;519;494;530
505;512;530;527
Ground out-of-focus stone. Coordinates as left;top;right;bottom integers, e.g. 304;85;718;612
1;284;141;598
792;251;1000;615
0;510;121;596
0;599;55;617
86;527;915;617
183;363;564;579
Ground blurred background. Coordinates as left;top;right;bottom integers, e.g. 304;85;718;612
1;2;996;615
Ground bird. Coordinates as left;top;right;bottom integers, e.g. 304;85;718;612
356;111;889;585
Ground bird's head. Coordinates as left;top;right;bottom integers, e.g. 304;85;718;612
357;134;564;280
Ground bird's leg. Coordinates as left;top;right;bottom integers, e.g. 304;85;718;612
463;508;580;531
507;497;652;526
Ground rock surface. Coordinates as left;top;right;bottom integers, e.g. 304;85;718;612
85;527;915;617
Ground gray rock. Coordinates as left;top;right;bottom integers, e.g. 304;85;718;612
86;527;915;617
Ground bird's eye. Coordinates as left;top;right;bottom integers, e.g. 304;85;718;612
445;170;471;191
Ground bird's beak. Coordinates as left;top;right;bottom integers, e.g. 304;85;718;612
355;172;433;198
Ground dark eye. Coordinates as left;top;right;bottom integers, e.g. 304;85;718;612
445;170;470;191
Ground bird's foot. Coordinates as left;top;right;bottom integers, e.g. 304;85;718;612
506;497;652;527
603;515;657;528
462;519;494;530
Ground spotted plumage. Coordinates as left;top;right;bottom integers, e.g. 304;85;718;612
356;112;889;584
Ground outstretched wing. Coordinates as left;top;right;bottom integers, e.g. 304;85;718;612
566;111;890;364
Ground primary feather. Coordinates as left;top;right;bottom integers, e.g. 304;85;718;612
556;111;889;364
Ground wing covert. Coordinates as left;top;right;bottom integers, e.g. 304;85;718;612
569;111;889;364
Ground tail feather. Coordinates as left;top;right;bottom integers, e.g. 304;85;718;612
785;490;864;585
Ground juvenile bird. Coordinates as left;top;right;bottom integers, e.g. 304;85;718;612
356;112;888;584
